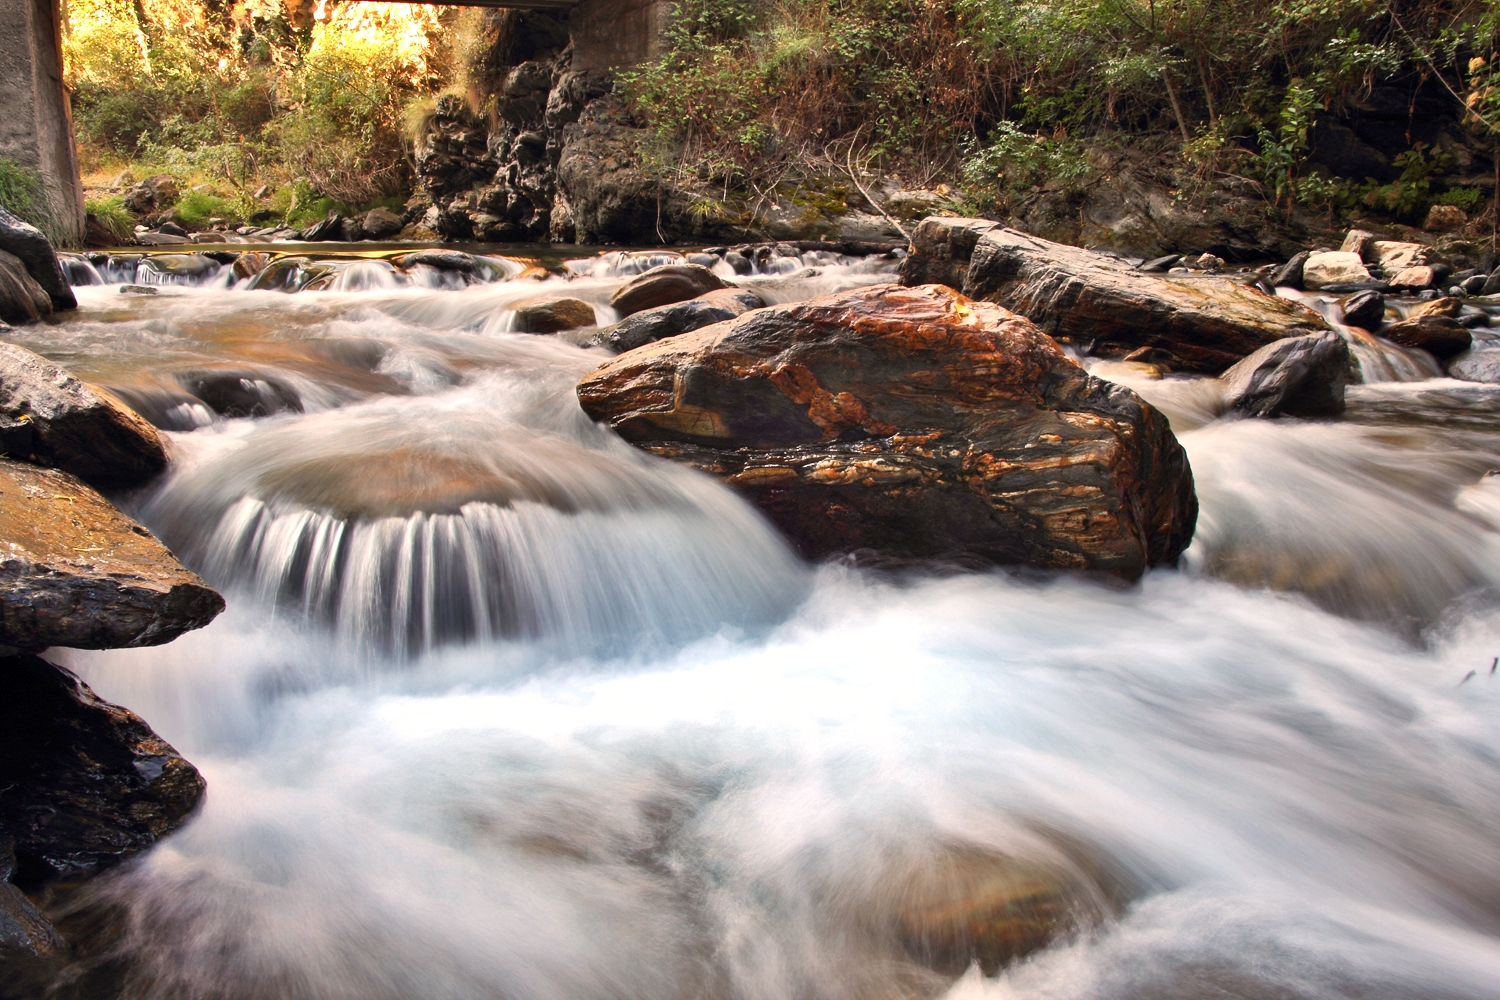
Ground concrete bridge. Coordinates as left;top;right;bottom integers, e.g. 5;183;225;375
0;0;669;245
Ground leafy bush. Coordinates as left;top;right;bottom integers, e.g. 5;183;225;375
959;123;1091;213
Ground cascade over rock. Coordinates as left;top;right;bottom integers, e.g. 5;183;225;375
578;283;1196;577
900;218;1331;374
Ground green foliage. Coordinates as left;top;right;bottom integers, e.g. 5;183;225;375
172;189;235;228
1359;145;1450;220
85;194;134;242
959;123;1091;213
1439;186;1484;210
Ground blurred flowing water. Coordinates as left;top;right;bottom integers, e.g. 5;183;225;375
16;249;1500;999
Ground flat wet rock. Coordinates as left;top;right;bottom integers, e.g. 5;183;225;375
578;282;1196;577
0;653;204;888
901;219;1330;373
0;342;167;490
0;460;224;650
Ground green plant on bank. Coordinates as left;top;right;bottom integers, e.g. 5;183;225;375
958;123;1091;214
84;194;134;242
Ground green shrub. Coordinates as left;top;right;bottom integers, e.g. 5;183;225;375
0;157;67;244
959;123;1091;213
172;190;236;228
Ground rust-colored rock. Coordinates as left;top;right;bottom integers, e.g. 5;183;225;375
1383;316;1472;359
511;295;597;333
577;283;1196;577
0;653;204;887
0;460;224;649
0;341;167;489
608;263;726;317
900;219;1330;374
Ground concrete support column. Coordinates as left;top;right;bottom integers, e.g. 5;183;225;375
0;0;85;245
570;0;671;72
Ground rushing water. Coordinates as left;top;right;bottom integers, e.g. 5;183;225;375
15;248;1500;999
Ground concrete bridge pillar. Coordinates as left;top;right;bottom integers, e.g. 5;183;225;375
570;0;671;72
0;0;85;245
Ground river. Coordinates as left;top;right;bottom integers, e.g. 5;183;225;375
13;246;1500;999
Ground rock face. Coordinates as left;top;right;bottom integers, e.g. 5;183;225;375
577;283;1197;577
0;342;168;489
0;652;205;888
0;460;225;650
608;263;727;316
1219;332;1351;418
0;206;76;313
901;219;1330;374
603;288;765;352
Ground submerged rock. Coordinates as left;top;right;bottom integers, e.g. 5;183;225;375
512;296;597;333
1220;332;1351;418
901;219;1329;374
0;460;224;650
176;369;303;419
0;653;205;888
578;283;1196;577
608;263;726;317
603;288;765;352
0;342;167;489
875;840;1122;977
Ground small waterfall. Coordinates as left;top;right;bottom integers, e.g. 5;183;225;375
138;375;807;657
1280;288;1442;383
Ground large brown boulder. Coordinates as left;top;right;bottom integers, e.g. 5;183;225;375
0;653;205;887
577;283;1196;577
608;263;726;317
0;460;224;650
900;219;1330;374
0;342;168;489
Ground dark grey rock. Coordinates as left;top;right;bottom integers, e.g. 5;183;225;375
1137;255;1181;273
1271;251;1311;290
176;369;303;418
0;205;75;312
604;288;765;352
0;653;206;888
1447;348;1500;383
1220;331;1351;418
1339;289;1385;330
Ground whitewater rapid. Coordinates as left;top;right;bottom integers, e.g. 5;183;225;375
16;249;1500;999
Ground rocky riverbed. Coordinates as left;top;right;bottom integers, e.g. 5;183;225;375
5;214;1500;997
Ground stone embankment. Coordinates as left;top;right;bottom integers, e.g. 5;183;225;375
0;284;222;995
